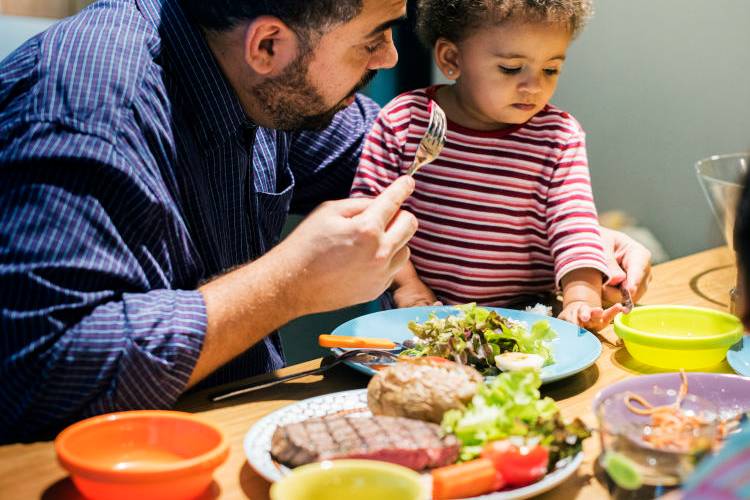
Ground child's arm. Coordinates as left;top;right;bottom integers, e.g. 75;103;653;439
391;260;441;308
559;268;624;331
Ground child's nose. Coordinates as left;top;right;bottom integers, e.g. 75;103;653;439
518;75;542;95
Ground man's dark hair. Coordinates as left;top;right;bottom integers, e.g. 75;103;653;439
181;0;364;38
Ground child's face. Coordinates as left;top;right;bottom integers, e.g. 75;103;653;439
451;21;572;127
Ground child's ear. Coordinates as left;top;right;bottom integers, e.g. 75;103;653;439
434;38;460;80
242;15;299;76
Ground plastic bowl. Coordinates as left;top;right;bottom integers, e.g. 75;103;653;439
270;459;427;500
614;305;743;369
55;410;229;500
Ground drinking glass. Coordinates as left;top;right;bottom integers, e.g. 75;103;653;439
695;153;748;312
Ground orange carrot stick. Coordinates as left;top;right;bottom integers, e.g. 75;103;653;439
432;458;499;500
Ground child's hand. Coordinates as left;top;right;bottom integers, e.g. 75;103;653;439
392;278;442;308
558;301;626;331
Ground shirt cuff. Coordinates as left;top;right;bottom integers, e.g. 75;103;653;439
90;289;207;413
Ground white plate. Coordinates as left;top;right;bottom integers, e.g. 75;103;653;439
244;389;584;499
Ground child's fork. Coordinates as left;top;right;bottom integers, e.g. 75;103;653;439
405;100;447;176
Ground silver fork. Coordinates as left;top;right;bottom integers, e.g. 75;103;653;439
210;349;398;402
405;100;447;176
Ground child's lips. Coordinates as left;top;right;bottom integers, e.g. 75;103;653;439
512;103;536;111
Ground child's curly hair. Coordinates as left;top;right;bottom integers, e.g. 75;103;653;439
416;0;593;47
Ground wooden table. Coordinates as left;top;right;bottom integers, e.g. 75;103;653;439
0;247;739;500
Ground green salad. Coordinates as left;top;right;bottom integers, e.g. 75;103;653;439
402;303;557;376
442;369;591;464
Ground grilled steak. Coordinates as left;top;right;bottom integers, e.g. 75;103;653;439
270;415;459;471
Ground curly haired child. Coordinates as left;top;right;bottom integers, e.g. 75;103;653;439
351;0;626;330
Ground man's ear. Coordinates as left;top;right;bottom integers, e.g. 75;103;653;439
243;16;299;76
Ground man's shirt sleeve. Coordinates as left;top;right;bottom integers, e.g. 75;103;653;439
0;125;207;441
287;93;380;213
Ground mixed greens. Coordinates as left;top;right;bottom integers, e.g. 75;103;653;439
403;303;557;376
442;369;591;467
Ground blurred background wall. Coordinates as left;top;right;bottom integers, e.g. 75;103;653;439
1;0;749;364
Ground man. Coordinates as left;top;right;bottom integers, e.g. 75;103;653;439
0;0;649;443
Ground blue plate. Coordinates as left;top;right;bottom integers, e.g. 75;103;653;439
727;336;750;376
329;306;601;384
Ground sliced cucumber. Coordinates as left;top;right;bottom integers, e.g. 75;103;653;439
603;451;643;490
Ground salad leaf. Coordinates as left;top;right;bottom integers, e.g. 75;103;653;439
403;303;557;375
441;369;589;464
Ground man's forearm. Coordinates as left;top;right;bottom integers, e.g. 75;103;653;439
190;244;302;387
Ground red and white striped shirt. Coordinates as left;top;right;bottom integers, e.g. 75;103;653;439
351;86;609;306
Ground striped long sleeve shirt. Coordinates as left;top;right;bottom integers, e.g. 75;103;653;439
0;0;378;442
351;86;608;306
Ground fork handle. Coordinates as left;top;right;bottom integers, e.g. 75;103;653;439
318;334;397;349
210;365;328;402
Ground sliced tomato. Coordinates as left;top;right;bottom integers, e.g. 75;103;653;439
480;440;549;487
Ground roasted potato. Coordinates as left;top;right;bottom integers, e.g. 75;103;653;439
367;358;483;423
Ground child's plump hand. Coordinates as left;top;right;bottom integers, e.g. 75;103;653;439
558;301;626;331
392;278;442;308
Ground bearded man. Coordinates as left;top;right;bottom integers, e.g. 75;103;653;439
0;0;650;443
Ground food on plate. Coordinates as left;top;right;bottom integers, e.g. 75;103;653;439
442;369;590;463
431;458;503;500
269;365;589;497
403;303;557;375
270;414;459;471
367;358;483;423
494;352;545;372
480;440;549;487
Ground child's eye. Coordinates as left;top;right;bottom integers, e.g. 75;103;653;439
544;68;560;76
499;66;522;75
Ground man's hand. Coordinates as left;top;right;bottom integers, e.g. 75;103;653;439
600;227;653;305
192;176;417;387
280;175;418;315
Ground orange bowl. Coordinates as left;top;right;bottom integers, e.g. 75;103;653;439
55;410;229;500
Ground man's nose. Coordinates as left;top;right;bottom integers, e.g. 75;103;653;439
368;38;399;71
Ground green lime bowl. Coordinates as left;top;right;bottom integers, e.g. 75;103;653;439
613;305;743;369
269;459;426;500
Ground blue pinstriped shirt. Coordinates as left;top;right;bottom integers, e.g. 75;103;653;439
0;0;378;442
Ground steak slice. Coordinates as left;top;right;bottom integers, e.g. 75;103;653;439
270;415;459;471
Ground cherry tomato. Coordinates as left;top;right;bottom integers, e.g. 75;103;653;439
481;440;549;487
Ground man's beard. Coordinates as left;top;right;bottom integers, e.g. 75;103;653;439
252;52;377;131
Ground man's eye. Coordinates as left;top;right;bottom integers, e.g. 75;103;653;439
544;68;560;76
499;66;522;74
365;41;385;54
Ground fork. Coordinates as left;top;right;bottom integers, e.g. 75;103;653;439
210;349;398;402
405;100;447;176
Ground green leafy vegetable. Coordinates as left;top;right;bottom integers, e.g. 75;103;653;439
442;370;591;465
403;303;557;375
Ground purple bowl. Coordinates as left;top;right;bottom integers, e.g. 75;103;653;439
593;373;750;419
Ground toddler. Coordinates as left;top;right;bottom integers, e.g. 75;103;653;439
351;0;623;330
